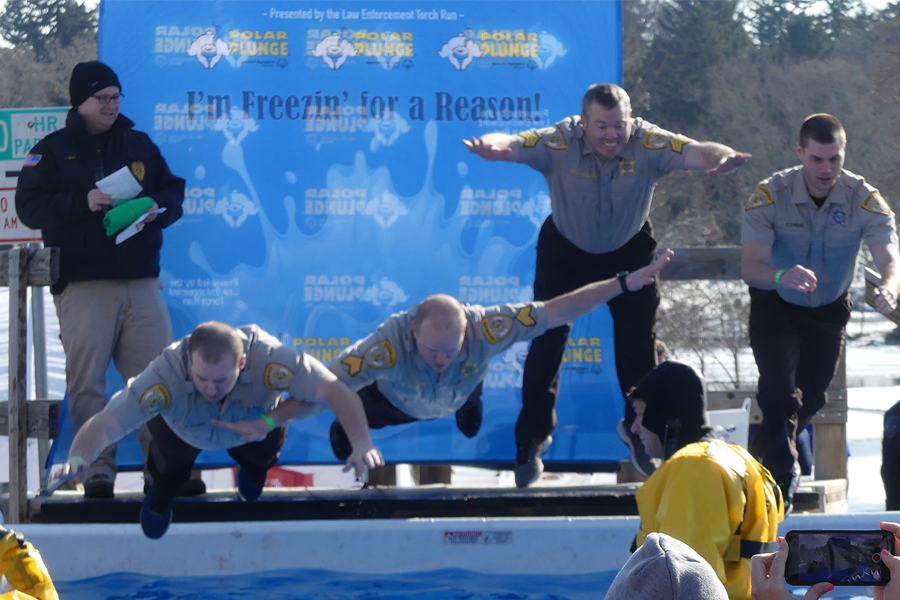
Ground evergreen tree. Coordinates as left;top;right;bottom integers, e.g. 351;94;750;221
0;0;96;62
641;0;751;129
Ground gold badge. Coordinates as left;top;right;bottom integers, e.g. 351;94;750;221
482;314;513;344
130;161;146;182
745;186;773;211
264;363;293;390
619;159;636;174
542;128;567;150
461;361;479;376
643;129;670;150
862;192;891;216
364;341;396;369
140;384;171;414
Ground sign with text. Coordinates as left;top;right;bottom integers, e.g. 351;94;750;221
0;107;68;243
49;0;627;469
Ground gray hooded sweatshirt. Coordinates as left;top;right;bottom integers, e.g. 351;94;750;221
605;532;729;600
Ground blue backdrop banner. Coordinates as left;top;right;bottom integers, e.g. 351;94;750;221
50;0;627;469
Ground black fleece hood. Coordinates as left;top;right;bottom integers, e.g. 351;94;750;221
630;361;715;458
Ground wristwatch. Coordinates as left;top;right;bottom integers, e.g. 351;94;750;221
616;271;630;293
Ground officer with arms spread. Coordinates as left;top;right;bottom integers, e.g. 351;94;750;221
54;321;384;539
742;113;900;511
15;61;188;499
328;251;673;469
463;83;750;485
629;361;783;600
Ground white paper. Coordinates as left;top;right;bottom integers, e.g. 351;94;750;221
115;207;166;245
96;166;143;204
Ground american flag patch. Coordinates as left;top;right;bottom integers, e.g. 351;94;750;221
22;154;41;167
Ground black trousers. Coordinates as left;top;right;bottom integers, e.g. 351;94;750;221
359;382;484;428
146;415;287;501
882;399;900;510
516;218;660;449
748;288;850;478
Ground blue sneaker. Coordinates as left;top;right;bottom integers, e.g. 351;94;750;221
140;486;173;539
236;466;266;502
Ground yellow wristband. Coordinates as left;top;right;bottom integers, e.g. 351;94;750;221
259;414;276;431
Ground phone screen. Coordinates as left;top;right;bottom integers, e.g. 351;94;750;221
785;530;895;586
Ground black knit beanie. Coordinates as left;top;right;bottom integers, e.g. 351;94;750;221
629;361;713;456
69;61;121;108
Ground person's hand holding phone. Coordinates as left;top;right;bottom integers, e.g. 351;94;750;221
751;537;833;600
875;522;900;600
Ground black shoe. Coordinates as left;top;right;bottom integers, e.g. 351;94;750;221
83;474;115;499
455;401;483;438
236;466;266;502
143;478;207;497
330;420;352;461
617;419;659;477
514;436;552;488
140;486;173;539
776;463;801;515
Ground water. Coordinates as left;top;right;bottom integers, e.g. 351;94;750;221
52;568;886;599
54;568;617;600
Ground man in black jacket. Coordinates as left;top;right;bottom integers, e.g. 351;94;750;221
15;61;187;499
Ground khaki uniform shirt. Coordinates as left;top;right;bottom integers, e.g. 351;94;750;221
741;167;897;307
516;116;694;254
329;302;551;420
105;325;331;450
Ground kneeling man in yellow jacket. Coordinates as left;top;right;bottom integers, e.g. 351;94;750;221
629;361;784;600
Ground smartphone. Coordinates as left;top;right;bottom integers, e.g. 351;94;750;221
785;530;895;586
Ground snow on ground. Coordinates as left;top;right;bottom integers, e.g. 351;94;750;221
0;288;897;510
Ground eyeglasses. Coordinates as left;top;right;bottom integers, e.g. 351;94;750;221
93;93;124;105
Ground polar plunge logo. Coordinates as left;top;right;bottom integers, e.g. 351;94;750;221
312;30;357;69
438;29;566;71
303;275;408;307
185;27;231;69
437;30;482;71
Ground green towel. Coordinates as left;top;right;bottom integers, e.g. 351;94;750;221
103;197;155;237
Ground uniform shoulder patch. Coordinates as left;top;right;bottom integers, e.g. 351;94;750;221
519;131;541;148
643;129;671;150
541;127;567;150
669;135;691;154
363;341;396;369
745;186;774;211
862;192;891;216
264;362;294;390
482;314;514;344
140;384;171;414
342;355;364;377
22;154;41;167
515;306;536;326
130;161;146;182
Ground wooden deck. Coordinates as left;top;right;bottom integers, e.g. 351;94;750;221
15;478;847;524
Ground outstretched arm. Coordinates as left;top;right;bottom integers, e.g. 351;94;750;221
684;141;751;176
55;411;127;481
742;241;817;293
870;242;900;315
543;249;673;329
462;133;522;162
315;375;384;476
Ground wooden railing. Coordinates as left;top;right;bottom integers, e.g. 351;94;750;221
3;246;60;523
